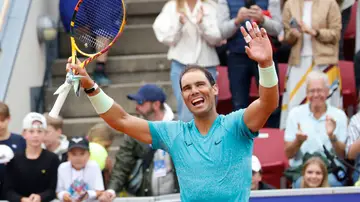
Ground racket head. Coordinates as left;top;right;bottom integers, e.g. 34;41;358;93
69;0;126;66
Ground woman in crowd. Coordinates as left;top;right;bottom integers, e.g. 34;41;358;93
300;157;329;188
280;0;342;129
153;0;222;122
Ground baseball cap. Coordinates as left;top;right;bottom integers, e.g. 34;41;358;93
68;136;90;151
22;112;47;130
252;155;262;172
127;84;166;104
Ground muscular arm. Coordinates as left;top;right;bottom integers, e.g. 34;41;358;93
284;140;302;159
331;140;346;159
88;89;152;144
348;140;360;160
244;61;279;132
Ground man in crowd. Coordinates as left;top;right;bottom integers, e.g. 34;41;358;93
106;84;179;197
284;71;348;187
251;155;276;190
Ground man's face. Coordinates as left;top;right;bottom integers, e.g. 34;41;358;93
251;171;262;190
43;125;61;148
306;79;328;108
180;70;218;117
68;148;90;170
135;101;155;120
23;121;46;148
0;115;9;136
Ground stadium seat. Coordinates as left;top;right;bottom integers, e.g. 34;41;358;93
253;128;288;189
216;66;233;115
338;60;357;115
216;66;231;101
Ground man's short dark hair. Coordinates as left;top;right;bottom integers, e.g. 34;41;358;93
179;65;216;90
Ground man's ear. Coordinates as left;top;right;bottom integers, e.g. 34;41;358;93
212;84;219;96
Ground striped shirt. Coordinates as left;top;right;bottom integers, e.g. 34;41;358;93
346;112;360;154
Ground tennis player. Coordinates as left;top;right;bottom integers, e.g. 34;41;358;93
67;21;279;202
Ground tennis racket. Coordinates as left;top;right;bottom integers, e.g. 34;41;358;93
49;0;126;118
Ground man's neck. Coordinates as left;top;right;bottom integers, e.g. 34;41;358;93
154;110;165;121
0;130;10;141
194;110;218;135
310;103;327;119
186;0;197;10
47;141;61;152
148;110;165;121
26;146;42;159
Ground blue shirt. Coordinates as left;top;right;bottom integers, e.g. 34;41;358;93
148;110;258;202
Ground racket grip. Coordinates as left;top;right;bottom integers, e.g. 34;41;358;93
49;86;71;118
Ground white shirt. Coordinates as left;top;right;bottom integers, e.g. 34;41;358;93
301;1;313;56
153;0;221;67
285;104;348;168
56;160;105;201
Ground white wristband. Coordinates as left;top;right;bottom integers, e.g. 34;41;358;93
258;62;278;88
88;89;114;114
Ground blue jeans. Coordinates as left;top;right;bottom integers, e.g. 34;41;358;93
170;60;217;122
292;173;345;188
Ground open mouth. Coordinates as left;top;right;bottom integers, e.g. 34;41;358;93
191;97;205;107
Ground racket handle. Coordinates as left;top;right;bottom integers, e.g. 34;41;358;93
49;86;71;118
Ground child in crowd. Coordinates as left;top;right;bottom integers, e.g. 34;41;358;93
56;136;112;202
87;123;115;187
4;112;60;202
43;113;69;163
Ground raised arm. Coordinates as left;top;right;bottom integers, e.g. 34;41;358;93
240;22;279;132
67;58;152;144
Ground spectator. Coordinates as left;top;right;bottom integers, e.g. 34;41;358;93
217;0;281;111
107;84;179;197
284;71;348;188
4;112;60;202
153;0;222;122
43;113;69;163
355;1;360;94
87;123;115;188
345;108;360;183
280;0;342;129
300;157;330;188
251;156;276;190
0;102;26;200
339;0;355;60
59;0;112;85
87;123;114;151
56;136;111;202
356;51;360;94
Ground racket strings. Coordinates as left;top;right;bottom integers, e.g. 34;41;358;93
73;0;124;51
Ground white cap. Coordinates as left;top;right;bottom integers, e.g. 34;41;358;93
22;112;47;130
0;145;14;163
252;155;262;172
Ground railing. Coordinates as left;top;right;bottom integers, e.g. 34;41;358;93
1;187;359;202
